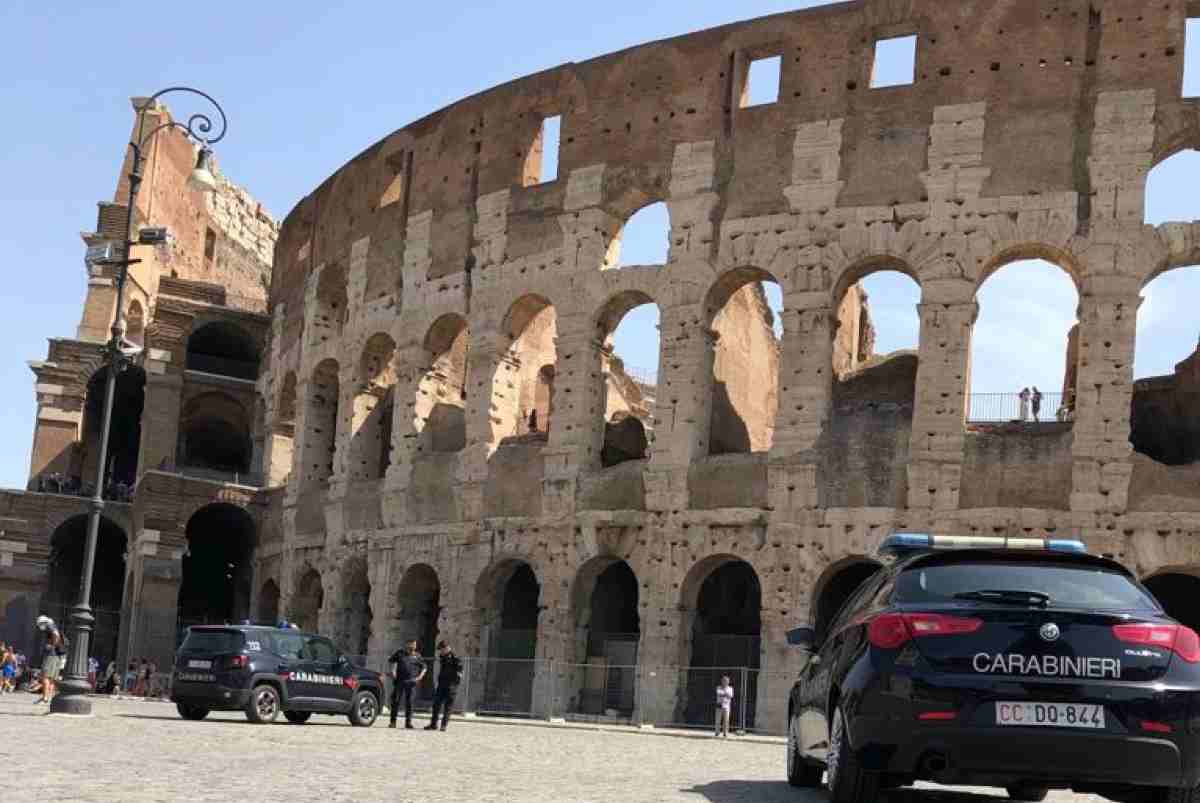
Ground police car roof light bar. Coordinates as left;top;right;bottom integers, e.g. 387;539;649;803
879;532;1087;557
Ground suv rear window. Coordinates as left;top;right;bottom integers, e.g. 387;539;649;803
895;562;1159;611
180;630;245;654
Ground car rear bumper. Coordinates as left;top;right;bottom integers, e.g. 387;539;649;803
852;713;1195;789
170;682;251;711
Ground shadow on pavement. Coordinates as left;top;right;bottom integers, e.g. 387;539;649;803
683;781;1014;803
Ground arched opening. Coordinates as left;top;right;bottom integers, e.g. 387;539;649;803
1145;149;1200;225
45;515;127;663
339;557;372;658
1144;572;1200;633
704;268;781;455
833;270;920;380
303;359;340;486
125;300;145;347
496;296;557;445
812;558;883;644
186;322;259;380
968;258;1079;424
80;365;145;490
613;202;670;268
269;372;297;484
1131;267;1200;466
418;315;468;455
178;504;256;629
349;333;397;482
680;557;762;730
179;392;252;476
476;560;540;715
570;558;640;715
597;292;658;468
257;579;280;623
290;567;323;632
312;263;348;345
394;564;441;655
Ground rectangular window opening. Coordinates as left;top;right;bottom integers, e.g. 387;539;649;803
871;34;917;89
524;115;562;186
742;55;782;107
204;228;216;262
1185;19;1200;98
380;150;406;208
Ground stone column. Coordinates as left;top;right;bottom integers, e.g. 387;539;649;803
542;328;608;516
769;294;836;513
381;344;426;526
137;361;183;476
755;610;805;735
459;331;513;520
120;528;185;670
907;282;977;514
534;587;572;719
317;563;339;638
646;305;715;512
1070;278;1141;513
366;546;393;672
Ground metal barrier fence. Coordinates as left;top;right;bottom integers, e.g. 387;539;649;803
967;392;1066;423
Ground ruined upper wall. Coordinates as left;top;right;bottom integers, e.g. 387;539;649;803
271;0;1200;352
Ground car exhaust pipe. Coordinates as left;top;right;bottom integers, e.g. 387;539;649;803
920;752;952;779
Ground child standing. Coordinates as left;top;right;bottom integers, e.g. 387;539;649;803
715;675;734;738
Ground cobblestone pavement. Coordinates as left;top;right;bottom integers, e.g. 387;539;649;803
0;695;1106;803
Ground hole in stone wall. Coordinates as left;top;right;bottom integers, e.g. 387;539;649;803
524;115;562;186
871;34;918;88
614;202;670;268
834;271;920;382
600;294;660;468
1186;18;1200;97
741;55;782;107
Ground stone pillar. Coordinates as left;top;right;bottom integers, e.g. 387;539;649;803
138;358;183;475
542;329;607;516
317;564;339;638
905;282;976;514
534;588;572;719
459;331;512;520
1070;279;1141;513
755;610;805;735
646;305;715;512
382;344;427;525
366;546;393;672
769;294;836;513
120;528;185;670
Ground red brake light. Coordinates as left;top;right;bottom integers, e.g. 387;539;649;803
1141;720;1174;734
867;613;983;649
1113;623;1200;663
228;655;248;669
917;711;957;721
343;676;359;690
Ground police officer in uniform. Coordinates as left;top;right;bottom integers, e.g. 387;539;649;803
425;640;464;732
387;639;426;729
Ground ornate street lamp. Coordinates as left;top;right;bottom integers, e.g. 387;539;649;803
51;87;227;715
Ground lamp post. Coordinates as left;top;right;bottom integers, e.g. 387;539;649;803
51;87;227;715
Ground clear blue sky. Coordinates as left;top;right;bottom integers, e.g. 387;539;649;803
1;0;1198;489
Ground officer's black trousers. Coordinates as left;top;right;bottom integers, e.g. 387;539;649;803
391;682;416;726
430;684;457;729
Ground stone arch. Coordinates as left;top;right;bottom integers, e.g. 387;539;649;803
290;565;324;632
702;267;781;455
269;371;298;484
566;557;640;715
179;503;257;627
348;333;397;482
811;557;883;643
393;563;441;656
312;262;349;345
186;321;260;380
495;294;558;442
179;391;253;476
45;514;128;663
975;244;1083;293
257;578;281;623
417;314;469;455
303;359;341;486
338;555;372;657
1143;568;1200;633
830;255;921;314
474;557;541;714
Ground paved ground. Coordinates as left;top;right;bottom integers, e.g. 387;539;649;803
0;694;1105;803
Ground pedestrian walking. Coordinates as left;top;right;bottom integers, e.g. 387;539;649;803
1031;386;1043;423
1;644;15;694
714;675;734;738
425;640;464;732
35;615;66;704
88;656;99;690
388;639;427;729
1018;387;1031;422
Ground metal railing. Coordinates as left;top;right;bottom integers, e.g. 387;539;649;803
967;392;1066;423
184;353;259;381
176;465;264;487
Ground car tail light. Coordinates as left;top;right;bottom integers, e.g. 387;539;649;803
1141;720;1174;734
227;655;248;669
867;613;983;649
917;711;957;721
343;676;359;690
1113;623;1200;663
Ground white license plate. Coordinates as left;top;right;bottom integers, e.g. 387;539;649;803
996;702;1105;729
187;660;212;669
176;672;215;683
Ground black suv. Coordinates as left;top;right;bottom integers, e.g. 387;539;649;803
170;625;384;727
786;534;1200;803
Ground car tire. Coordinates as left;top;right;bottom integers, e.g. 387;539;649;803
283;711;311;725
348;690;379;727
245;683;280;724
1006;784;1049;801
176;703;209;721
826;705;879;803
786;714;823;787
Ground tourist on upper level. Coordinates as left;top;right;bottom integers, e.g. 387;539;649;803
1018;387;1031;422
1031;387;1043;423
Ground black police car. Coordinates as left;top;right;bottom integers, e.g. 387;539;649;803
786;534;1200;803
171;624;385;727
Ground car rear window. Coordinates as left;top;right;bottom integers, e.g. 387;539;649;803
180;630;245;654
895;562;1159;611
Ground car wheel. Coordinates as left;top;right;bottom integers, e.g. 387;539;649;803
283;711;311;725
826;705;879;803
349;690;379;727
245;684;280;724
176;703;209;721
1006;784;1049;801
786;713;822;787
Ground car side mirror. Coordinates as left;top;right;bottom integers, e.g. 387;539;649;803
786;627;817;650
